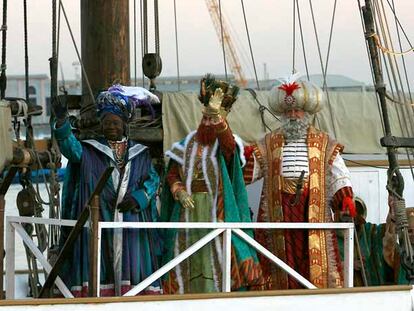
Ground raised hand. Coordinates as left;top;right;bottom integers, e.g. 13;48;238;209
52;97;68;123
208;88;224;115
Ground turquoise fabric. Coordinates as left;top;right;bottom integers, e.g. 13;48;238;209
338;222;409;286
161;146;261;290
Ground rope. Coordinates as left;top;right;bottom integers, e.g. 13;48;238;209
23;0;34;149
292;0;296;74
385;0;413;48
17;99;28;117
375;0;414;136
391;0;414;108
370;0;414;182
295;0;309;81
369;33;414;55
245;88;279;132
173;0;181;91
308;0;338;138
59;0;95;108
133;0;137;86
51;0;58;101
154;0;160;55
23;0;29;103
323;0;338;85
240;0;259;89
143;0;148;54
218;0;228;82
0;0;7;99
140;0;145;86
378;0;414;180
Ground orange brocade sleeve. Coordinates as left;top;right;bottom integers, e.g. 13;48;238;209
216;122;236;162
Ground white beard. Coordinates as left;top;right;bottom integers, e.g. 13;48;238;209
281;114;310;141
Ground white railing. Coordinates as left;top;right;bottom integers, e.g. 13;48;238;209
5;216;354;299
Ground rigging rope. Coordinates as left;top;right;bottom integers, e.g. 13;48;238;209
376;0;414;181
375;0;413;135
133;0;137;86
140;0;145;86
390;0;414;108
323;0;338;85
369;33;414;55
142;0;148;54
154;0;160;55
368;0;414;182
59;0;95;109
218;0;228;82
385;0;413;49
0;0;7;99
245;88;279;132
308;0;338;138
23;0;29;104
292;0;296;74
240;0;259;89
173;0;181;91
295;0;309;81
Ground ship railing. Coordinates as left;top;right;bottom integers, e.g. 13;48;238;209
5;216;354;299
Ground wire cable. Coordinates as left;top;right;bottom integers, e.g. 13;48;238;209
240;0;260;89
218;0;228;81
173;0;181;91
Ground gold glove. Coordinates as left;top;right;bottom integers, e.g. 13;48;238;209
176;189;195;209
203;88;224;118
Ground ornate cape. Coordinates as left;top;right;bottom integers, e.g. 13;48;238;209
255;126;344;289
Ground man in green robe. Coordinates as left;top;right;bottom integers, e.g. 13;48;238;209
161;75;264;294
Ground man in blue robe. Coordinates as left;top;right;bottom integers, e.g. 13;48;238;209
53;85;161;297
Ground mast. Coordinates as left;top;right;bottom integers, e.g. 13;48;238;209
362;0;414;283
80;0;130;123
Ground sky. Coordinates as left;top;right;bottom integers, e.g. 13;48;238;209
6;0;414;85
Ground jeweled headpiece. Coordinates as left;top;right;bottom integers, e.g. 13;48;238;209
198;74;239;117
269;74;324;115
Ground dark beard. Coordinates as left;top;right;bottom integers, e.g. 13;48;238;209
196;123;217;146
281;116;309;141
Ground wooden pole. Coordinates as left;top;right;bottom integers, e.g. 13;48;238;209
88;195;100;297
80;0;130;123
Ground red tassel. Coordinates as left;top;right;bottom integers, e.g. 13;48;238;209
278;82;301;96
342;196;356;218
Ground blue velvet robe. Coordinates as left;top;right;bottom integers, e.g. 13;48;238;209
55;120;161;297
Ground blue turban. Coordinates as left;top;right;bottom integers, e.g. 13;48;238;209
96;84;160;122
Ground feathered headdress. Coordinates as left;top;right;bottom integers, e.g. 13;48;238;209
96;84;160;121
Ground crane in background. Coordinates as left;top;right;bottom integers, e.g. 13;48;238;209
205;0;248;87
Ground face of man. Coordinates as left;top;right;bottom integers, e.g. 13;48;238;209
285;109;305;120
281;109;309;141
196;115;218;146
101;113;125;141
